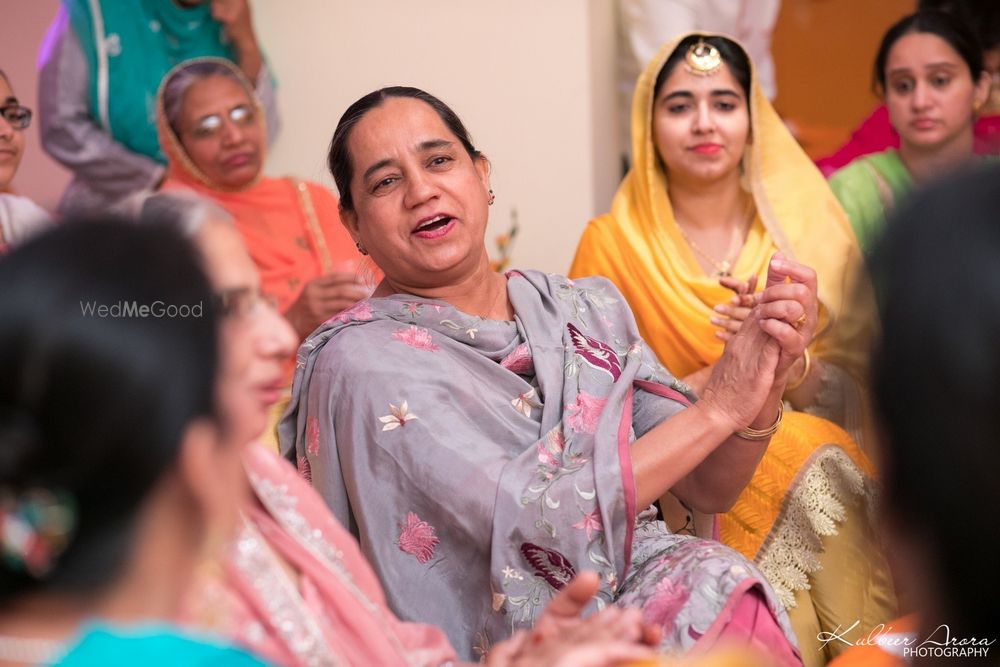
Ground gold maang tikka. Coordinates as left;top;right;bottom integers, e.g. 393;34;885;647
684;39;722;76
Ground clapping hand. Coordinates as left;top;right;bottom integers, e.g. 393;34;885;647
712;273;758;342
486;572;659;667
755;252;818;383
286;272;370;339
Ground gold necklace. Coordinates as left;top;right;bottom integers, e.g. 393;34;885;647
675;197;755;277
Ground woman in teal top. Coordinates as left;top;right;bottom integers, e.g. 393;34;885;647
56;626;265;666
829;9;991;253
0;221;264;666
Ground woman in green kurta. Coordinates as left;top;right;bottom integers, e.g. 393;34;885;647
829;10;991;253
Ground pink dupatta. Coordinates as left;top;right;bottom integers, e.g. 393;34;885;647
182;444;458;667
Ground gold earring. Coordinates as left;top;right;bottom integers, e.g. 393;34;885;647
355;241;368;256
487;189;496;206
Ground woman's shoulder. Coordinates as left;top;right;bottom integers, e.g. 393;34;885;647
276;177;338;203
828;151;904;252
0;195;52;248
57;625;267;666
309;309;421;377
516;269;622;297
827;153;893;206
514;270;632;326
569;212;633;281
828;150;903;186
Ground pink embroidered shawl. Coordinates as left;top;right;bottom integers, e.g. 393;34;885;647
183;444;458;667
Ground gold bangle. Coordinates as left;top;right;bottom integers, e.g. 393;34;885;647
784;349;812;392
736;402;783;441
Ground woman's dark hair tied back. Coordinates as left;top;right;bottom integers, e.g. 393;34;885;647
872;9;984;94
0;218;220;601
327;86;480;212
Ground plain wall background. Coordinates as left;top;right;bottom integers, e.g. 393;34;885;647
3;1;917;273
253;0;622;274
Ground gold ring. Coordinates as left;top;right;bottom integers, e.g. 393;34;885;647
794;313;807;329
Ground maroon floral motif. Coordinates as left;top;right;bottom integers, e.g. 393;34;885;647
520;542;576;590
566;322;621;381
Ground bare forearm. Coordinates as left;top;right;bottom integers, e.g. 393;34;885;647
234;39;263;81
631;402;739;510
672;389;781;512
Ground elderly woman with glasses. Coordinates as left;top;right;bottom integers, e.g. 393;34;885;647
0;70;50;252
154;57;370;448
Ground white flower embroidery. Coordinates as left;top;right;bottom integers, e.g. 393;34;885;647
379;401;419;431
511;389;542;417
502;566;524;581
466;327;478;339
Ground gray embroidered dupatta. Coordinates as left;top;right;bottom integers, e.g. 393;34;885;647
279;271;695;658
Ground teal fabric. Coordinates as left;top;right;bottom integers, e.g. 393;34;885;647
56;624;269;666
63;0;234;162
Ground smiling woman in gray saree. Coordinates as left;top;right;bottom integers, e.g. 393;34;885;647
281;87;809;664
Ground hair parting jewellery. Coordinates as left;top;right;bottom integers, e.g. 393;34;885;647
684;39;723;77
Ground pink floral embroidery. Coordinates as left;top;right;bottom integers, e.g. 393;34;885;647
391;325;439;351
565;391;607;434
537;428;565;469
402;302;423;316
642;578;690;628
572;508;603;540
500;343;534;375
306;416;321;456
330;301;372;324
398;512;439;563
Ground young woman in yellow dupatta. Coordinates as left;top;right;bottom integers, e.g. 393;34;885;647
571;33;895;665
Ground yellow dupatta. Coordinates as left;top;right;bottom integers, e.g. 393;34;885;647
570;33;873;386
571;38;894;628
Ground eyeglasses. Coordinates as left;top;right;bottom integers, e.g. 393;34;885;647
0;104;32;130
214;286;278;319
189;104;255;139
